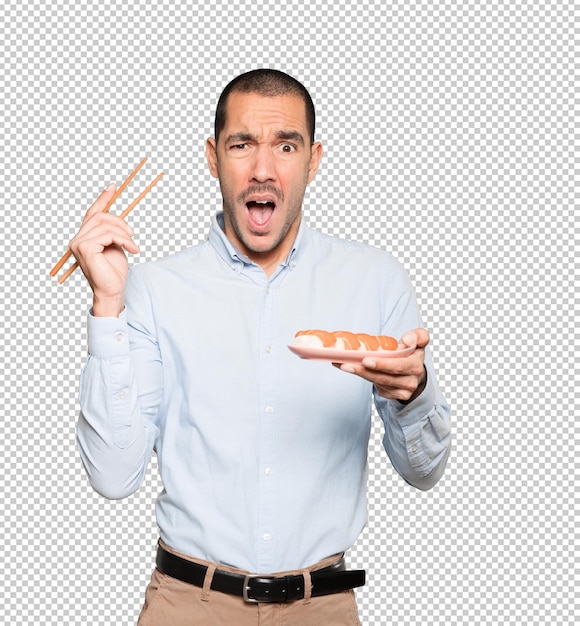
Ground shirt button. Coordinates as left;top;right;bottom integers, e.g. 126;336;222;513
266;286;272;294
265;345;272;353
263;533;272;541
115;332;124;342
265;406;274;414
265;468;273;476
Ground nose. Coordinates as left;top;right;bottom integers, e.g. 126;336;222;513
250;146;276;183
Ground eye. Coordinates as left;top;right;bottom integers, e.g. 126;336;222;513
280;143;296;153
231;143;247;150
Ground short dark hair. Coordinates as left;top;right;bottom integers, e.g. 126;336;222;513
214;69;316;144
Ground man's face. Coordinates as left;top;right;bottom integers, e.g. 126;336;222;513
206;91;322;274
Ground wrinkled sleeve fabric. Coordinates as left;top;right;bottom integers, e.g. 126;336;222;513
76;269;162;500
374;257;451;491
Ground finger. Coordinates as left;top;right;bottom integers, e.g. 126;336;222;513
76;211;135;242
72;222;139;258
334;362;412;399
340;349;425;379
338;362;424;402
401;327;430;349
75;232;131;265
334;362;355;374
334;357;407;377
364;357;426;383
82;183;117;223
80;230;139;255
361;350;421;373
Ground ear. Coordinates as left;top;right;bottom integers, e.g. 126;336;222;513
307;141;323;184
205;138;219;178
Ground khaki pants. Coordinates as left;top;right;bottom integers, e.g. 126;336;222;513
138;541;362;626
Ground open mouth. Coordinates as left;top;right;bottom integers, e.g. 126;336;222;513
246;199;276;230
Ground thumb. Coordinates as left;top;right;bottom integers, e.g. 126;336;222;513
401;328;430;348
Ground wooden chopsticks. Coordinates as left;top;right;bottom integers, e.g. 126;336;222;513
50;158;164;284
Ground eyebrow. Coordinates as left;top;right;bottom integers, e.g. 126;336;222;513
224;130;306;146
224;132;255;145
275;131;305;146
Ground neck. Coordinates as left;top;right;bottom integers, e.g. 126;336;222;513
223;214;301;277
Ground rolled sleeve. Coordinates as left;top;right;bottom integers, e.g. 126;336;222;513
77;307;156;498
375;367;451;490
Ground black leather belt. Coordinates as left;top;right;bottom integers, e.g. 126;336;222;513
156;545;366;603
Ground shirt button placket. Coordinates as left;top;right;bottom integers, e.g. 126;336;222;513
257;281;277;570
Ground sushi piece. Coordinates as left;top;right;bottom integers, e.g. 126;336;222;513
293;330;398;351
293;329;336;348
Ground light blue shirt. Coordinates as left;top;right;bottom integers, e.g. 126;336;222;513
77;211;451;573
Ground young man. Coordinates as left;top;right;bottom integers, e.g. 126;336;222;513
71;69;451;625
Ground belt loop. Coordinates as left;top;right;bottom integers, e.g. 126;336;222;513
201;563;217;602
302;569;312;604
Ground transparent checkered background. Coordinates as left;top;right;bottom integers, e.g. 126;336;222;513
0;0;577;624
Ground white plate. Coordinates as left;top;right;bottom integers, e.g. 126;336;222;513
287;344;416;364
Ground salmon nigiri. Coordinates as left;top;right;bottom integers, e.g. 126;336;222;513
294;330;397;351
294;329;336;348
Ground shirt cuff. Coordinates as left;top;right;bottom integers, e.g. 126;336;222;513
87;308;130;357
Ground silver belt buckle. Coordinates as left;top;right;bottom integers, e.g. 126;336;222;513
243;574;281;603
243;574;260;603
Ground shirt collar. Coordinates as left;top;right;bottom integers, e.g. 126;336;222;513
208;210;311;273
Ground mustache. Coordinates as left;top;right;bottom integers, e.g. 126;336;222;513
237;184;284;204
